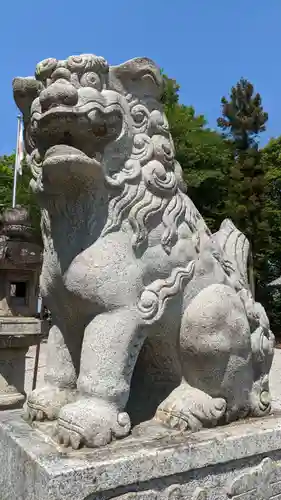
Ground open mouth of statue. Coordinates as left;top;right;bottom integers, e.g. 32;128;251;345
31;107;123;163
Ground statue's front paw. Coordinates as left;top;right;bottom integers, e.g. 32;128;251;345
57;398;131;449
25;386;76;422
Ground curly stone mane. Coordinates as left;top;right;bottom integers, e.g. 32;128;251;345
102;94;205;254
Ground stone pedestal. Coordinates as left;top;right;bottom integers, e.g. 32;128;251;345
0;317;48;409
1;410;281;500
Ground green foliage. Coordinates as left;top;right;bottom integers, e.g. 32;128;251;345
217;79;270;291
0;155;15;210
263;137;281;208
162;73;281;335
162;74;232;231
161;75;180;108
260;138;281;333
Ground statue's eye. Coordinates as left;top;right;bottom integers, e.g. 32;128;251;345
80;72;101;90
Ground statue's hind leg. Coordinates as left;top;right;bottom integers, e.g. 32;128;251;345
155;284;254;431
127;314;183;426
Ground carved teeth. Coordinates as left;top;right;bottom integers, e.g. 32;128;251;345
88;110;102;124
107;115;117;124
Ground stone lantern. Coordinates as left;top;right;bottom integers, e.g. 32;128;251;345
0;205;47;409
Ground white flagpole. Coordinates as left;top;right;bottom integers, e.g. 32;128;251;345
12;115;22;208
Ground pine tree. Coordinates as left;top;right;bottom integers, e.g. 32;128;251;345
217;78;270;295
217;78;268;150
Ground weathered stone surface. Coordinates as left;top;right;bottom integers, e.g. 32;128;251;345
1;410;281;500
12;54;275;448
0;318;47;409
0;316;48;339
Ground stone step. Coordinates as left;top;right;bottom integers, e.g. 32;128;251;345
0;318;49;336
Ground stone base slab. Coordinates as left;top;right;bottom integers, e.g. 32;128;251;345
1;410;281;500
0;390;25;410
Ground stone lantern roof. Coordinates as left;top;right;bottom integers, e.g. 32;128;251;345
0;205;33;241
0;205;42;267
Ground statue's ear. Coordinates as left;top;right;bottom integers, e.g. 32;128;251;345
109;57;163;99
13;77;43;119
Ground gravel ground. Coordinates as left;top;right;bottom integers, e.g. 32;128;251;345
24;342;281;410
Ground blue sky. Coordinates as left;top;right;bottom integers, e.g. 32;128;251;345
1;0;281;155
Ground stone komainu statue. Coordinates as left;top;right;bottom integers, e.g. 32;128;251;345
13;55;274;449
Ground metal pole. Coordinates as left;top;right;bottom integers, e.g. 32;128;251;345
32;340;41;391
12;115;21;208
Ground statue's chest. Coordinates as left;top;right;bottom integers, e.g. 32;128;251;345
61;235;142;309
63;252;97;290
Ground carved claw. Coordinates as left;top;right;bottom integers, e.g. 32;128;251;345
57;398;131;449
25;386;77;422
56;423;82;449
36;409;45;421
57;426;70;447
155;384;226;432
69;430;82;450
24;403;49;422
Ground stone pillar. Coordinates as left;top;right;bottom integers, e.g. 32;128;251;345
0;345;28;409
0;317;47;410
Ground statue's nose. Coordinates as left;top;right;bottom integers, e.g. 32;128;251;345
39;80;78;112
